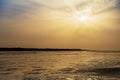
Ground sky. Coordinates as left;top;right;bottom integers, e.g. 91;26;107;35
0;0;120;50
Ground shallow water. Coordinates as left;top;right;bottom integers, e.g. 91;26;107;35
0;51;120;80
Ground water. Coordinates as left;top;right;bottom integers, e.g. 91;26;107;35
0;51;120;80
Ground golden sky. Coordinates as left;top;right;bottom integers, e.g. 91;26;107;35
0;0;120;50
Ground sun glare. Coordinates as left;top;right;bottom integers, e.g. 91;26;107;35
73;11;91;23
78;15;90;22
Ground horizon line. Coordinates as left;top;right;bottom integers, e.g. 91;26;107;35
0;47;120;52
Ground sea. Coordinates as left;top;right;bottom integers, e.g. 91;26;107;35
0;51;120;80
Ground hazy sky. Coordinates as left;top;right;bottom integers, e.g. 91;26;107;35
0;0;120;50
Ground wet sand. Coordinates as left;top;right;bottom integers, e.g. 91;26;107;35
0;51;120;80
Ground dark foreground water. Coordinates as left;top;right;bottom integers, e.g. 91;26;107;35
0;51;120;80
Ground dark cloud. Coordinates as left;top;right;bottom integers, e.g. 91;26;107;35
0;0;44;18
0;0;6;15
116;0;120;9
0;0;3;10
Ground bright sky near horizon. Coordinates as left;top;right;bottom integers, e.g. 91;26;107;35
0;0;120;50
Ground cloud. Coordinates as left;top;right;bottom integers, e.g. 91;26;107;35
0;0;119;18
116;0;120;9
0;0;44;18
76;0;117;15
0;0;6;15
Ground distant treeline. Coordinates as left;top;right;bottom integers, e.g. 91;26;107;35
0;48;83;51
0;48;120;53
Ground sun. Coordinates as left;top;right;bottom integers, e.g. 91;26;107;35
78;15;90;22
74;11;90;23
